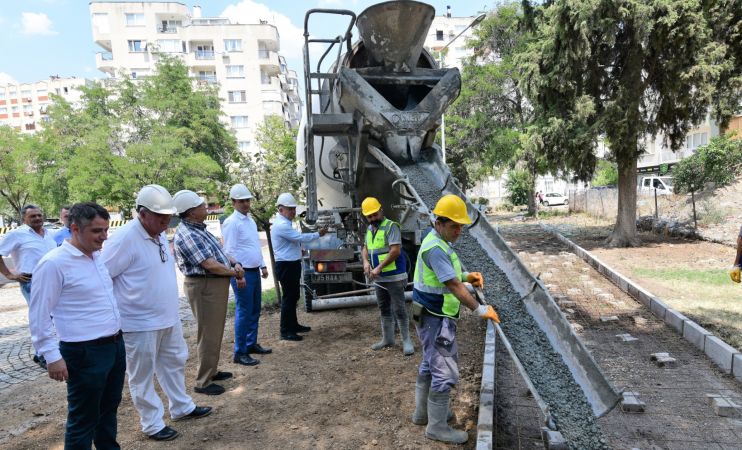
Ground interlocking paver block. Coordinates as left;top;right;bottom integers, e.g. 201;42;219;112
541;427;568;450
650;352;677;368
706;394;741;418
616;333;638;342
600;315;619;322
621;391;646;413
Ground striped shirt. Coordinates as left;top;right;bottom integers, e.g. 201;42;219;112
173;219;231;276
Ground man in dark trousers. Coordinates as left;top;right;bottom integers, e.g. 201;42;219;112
29;202;126;449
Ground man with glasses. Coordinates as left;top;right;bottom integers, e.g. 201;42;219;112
222;183;271;366
102;185;212;441
173;189;244;396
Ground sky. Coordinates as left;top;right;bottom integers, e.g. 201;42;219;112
0;0;492;86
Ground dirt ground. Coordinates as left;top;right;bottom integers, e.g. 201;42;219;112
0;303;486;450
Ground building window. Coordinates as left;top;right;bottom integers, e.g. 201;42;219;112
159;19;181;33
224;39;242;52
238;141;250;153
436;30;444;40
156;39;184;53
11;106;19;112
125;13;145;26
686;132;708;150
231;116;248;128
225;65;245;78
0;91;5;99
21;89;32;96
128;40;147;52
228;91;247;103
260;70;271;85
0;107;6;114
195;44;215;60
37;88;47;96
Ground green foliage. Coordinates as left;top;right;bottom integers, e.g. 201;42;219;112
673;134;742;194
0;127;37;220
504;169;532;206
591;160;618;186
233;115;302;228
34;55;232;215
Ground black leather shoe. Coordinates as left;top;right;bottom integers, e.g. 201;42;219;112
194;383;225;395
233;353;260;366
212;371;233;381
174;406;212;421
149;426;179;441
247;344;272;355
280;333;303;341
295;324;312;333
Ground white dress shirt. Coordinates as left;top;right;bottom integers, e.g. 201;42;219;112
269;214;320;262
222;211;266;269
29;241;121;364
101;219;180;332
0;224;57;273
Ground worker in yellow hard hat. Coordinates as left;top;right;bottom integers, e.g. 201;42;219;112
360;197;414;355
731;226;742;283
410;194;500;445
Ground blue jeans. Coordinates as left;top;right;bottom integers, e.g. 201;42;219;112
416;313;459;393
19;280;31;304
60;336;126;450
232;269;262;355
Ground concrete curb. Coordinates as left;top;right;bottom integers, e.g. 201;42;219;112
541;225;741;382
476;321;496;449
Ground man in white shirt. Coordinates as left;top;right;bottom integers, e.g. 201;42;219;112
102;185;212;442
29;202;126;449
0;204;57;368
270;193;326;341
222;184;271;366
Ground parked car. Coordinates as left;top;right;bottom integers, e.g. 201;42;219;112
542;192;568;206
638;176;673;195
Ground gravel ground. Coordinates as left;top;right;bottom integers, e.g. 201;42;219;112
402;163;608;450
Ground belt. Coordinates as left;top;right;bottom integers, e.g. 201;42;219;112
186;273;228;278
61;330;122;346
243;267;260;272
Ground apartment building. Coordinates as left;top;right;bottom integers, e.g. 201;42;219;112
0;76;90;134
423;6;480;70
89;1;302;155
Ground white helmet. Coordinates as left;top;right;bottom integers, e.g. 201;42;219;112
276;192;298;207
136;184;177;215
173;190;205;214
229;183;253;200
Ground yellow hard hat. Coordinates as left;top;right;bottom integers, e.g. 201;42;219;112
433;194;472;224
361;197;382;216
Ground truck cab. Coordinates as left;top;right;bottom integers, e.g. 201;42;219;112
639;176;674;195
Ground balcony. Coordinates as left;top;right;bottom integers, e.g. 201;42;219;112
255;28;279;50
195;50;215;60
195;75;217;85
96;52;115;75
259;50;280;75
157;25;178;34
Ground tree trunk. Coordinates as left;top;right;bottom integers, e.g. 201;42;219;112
605;157;640;247
261;221;283;304
527;187;537;217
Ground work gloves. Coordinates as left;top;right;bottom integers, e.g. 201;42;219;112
466;272;484;288
730;266;741;284
476;304;500;323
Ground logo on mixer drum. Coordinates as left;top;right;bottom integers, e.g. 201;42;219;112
382;111;428;130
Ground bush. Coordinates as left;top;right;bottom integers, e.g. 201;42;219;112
674;134;742;194
505;169;532;206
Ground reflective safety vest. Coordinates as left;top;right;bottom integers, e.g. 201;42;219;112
365;218;407;278
413;230;462;319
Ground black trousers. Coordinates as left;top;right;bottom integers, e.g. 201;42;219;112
275;260;302;335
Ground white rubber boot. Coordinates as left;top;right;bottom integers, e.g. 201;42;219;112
425;390;468;444
411;374;431;425
371;317;395;350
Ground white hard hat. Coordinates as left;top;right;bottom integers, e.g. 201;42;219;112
173;190;205;214
136;184;177;215
229;183;253;200
276;192;298;207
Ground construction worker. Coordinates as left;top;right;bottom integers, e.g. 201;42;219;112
222;183;272;366
102;185;212;441
410;194;500;444
730;225;742;283
360;197;414;355
270;192;326;341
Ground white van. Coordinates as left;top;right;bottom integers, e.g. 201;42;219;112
639;176;673;195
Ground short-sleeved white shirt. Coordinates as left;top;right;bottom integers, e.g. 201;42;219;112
0;225;57;273
101;219;180;332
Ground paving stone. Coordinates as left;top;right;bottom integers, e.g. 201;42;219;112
579;275;590;281
561;261;573;267
650;352;677;368
704;336;738;374
733;354;742;382
633;316;648;326
600;316;619;322
649;297;668;320
557;300;576;307
564;308;575;315
566;288;582;296
596;293;615;302
664;309;687;334
616;333;638;342
590;288;604;295
570;322;584;333
706;394;741;417
621;391;646;413
541;427;568;450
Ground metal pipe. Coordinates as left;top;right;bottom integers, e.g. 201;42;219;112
311;291;413;311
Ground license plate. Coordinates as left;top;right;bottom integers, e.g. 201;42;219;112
311;272;353;283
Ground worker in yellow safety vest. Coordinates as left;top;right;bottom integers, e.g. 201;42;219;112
410;194;500;444
361;197;414;355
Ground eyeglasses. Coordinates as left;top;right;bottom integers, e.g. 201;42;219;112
148;238;168;263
